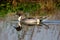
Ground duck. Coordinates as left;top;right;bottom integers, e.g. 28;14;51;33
15;11;49;31
15;16;49;31
18;15;49;26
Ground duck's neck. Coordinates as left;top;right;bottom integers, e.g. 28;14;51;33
37;19;40;24
18;16;22;21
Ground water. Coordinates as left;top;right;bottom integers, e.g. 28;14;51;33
0;16;60;40
42;20;60;24
0;19;60;40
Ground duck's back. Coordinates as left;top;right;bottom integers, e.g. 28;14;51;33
21;18;37;25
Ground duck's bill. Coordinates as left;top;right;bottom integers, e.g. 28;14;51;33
42;20;60;24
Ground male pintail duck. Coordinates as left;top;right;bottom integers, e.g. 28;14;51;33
15;11;49;31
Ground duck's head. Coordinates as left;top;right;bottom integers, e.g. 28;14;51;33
16;11;23;16
16;11;25;19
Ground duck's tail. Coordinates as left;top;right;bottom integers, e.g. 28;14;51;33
42;20;60;24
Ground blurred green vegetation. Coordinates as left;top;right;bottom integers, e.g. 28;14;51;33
56;2;60;9
0;0;60;17
0;1;41;17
